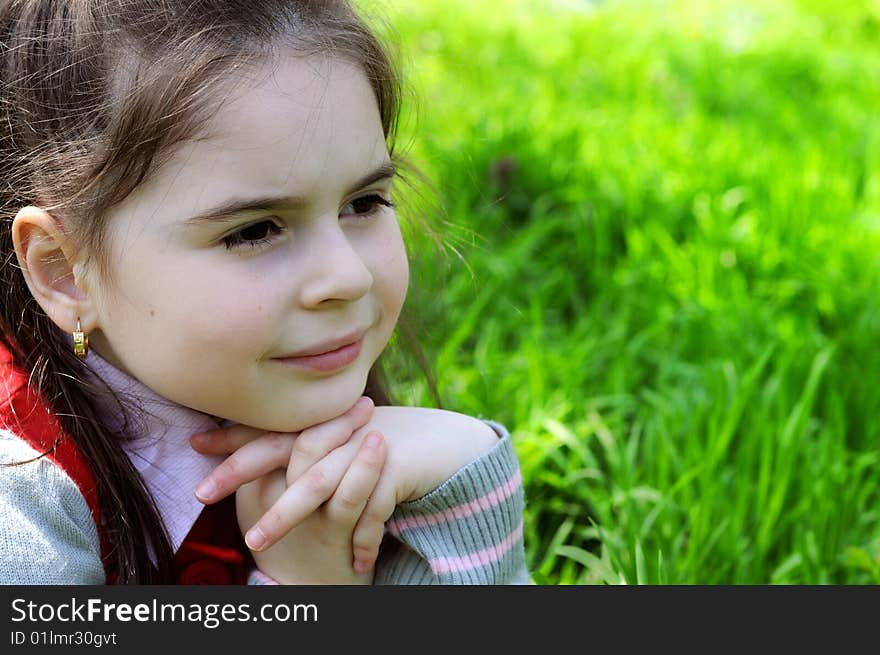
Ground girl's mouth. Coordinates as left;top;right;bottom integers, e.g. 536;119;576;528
273;338;363;373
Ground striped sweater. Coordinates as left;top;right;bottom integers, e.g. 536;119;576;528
0;351;529;585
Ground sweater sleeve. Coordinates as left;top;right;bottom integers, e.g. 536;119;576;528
0;430;105;584
247;568;279;585
373;420;530;585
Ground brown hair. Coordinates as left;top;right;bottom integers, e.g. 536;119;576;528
0;0;436;583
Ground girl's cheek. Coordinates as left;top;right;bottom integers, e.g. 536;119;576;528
375;218;410;290
389;249;410;304
172;277;274;338
393;241;410;301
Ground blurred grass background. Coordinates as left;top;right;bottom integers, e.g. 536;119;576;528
369;0;880;583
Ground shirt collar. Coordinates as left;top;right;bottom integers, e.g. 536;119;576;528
83;349;233;552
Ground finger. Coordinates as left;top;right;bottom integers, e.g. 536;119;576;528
244;440;362;552
195;432;295;503
324;431;386;526
351;476;398;574
285;395;374;485
192;395;372;500
190;423;278;455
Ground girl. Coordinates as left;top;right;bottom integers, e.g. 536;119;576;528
0;0;528;585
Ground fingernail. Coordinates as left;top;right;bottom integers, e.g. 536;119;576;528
356;396;372;410
194;479;216;501
246;527;267;551
365;432;382;450
353;559;372;574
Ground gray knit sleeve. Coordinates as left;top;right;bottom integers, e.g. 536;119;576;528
0;430;105;584
373;421;530;585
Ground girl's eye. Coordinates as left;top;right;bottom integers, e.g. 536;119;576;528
222;220;283;250
340;193;394;218
220;195;392;251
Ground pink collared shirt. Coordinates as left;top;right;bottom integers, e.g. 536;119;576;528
84;350;231;552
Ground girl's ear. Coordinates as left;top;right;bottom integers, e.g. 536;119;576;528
12;206;99;334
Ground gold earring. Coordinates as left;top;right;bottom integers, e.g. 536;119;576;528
73;318;89;359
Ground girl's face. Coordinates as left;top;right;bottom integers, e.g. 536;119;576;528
85;56;409;431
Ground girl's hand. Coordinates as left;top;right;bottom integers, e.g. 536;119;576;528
213;406;501;566
361;406;501;502
190;397;389;582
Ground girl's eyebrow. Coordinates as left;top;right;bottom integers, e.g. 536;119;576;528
182;161;397;226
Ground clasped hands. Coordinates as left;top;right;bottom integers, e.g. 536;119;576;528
189;397;499;584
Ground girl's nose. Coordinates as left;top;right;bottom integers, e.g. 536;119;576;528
297;224;373;307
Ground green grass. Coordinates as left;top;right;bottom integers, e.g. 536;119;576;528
369;0;880;584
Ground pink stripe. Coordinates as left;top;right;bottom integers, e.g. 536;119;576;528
248;569;279;585
429;521;524;574
387;469;522;535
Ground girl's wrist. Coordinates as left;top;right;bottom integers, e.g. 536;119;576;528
404;416;500;502
459;417;502;462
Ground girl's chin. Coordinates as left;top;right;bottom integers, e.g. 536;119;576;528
218;370;373;433
266;393;370;433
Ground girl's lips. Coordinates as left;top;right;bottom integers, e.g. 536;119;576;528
273;338;363;372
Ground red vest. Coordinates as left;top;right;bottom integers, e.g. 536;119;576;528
0;344;253;584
